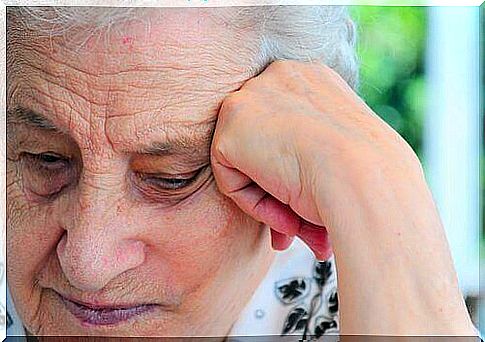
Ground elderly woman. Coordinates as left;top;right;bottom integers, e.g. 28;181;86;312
5;5;479;339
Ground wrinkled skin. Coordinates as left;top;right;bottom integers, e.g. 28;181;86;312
7;9;275;337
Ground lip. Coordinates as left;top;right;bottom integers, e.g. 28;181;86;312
56;292;159;326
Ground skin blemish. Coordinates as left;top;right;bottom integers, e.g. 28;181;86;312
122;36;134;45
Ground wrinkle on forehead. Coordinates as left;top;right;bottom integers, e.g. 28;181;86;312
15;7;264;76
7;8;267;155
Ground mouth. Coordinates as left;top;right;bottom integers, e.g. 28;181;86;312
56;292;159;326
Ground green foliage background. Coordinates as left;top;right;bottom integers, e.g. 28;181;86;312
350;6;427;159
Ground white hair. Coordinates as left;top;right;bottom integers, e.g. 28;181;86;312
7;6;359;89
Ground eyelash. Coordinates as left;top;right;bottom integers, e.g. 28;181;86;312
131;166;211;203
25;152;70;169
137;171;201;191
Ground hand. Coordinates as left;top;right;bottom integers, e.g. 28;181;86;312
211;59;421;259
210;60;477;335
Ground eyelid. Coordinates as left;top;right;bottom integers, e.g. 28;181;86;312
133;165;210;194
141;170;199;179
138;162;210;178
144;176;194;191
19;151;78;201
23;151;70;169
130;152;211;174
24;151;69;161
138;167;204;187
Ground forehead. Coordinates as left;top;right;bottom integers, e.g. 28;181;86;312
8;8;263;151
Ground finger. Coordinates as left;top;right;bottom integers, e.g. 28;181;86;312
213;147;331;259
211;158;253;195
212;160;301;237
270;228;294;251
297;222;333;261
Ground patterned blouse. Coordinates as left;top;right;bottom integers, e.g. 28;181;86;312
228;238;339;339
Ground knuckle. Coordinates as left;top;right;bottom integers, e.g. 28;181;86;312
269;59;290;69
266;60;336;86
267;59;301;74
219;90;245;115
315;62;333;73
270;59;327;74
211;135;233;170
313;62;340;79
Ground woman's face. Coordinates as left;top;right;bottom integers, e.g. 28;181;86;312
6;9;274;337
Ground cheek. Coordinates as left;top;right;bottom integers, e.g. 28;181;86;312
141;183;262;291
21;169;71;201
7;185;63;324
7;165;67;280
7;201;63;280
7;178;63;266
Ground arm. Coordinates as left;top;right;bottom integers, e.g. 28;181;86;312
210;60;478;336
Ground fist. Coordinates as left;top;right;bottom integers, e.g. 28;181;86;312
210;60;423;260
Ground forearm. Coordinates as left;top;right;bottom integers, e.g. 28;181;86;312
323;166;476;335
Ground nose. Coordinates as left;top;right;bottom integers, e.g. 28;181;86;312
57;178;147;292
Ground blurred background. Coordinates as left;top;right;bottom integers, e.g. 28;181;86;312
350;5;484;334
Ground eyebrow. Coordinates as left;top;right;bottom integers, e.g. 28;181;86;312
7;106;63;133
136;134;212;157
139;141;176;156
8;106;214;157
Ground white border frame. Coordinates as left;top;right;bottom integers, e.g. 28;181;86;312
0;2;483;341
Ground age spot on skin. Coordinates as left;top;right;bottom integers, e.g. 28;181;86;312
121;36;135;52
122;36;134;45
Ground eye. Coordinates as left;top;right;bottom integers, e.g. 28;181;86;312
20;151;76;199
132;165;212;203
139;172;199;191
27;152;70;171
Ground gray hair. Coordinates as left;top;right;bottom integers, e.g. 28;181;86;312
7;6;359;89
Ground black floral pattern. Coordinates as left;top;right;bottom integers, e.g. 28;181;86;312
275;277;309;304
314;260;333;287
6;310;12;328
279;259;339;339
328;289;338;315
314;316;338;338
282;307;308;335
